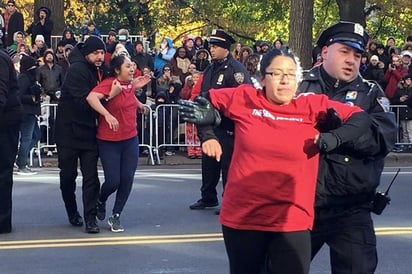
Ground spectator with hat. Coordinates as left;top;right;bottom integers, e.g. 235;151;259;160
26;6;53;48
55;35;109;234
3;0;24;47
363;54;385;88
132;39;153;73
0;39;22;233
59;28;77;47
15;55;41;175
188;29;251;212
298;21;397;273
9;30;27;52
153;37;176;77
29;34;47;59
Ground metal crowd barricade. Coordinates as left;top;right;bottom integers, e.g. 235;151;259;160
139;104;156;165
153;104;201;164
389;104;412;146
30;103;58;167
30;103;156;167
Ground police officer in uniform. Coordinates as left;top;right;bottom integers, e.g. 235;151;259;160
189;29;251;210
298;22;397;273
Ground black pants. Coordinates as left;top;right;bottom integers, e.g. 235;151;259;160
222;226;311;274
200;128;234;203
57;146;100;222
311;208;377;274
0;124;20;233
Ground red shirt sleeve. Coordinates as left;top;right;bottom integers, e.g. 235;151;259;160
90;77;115;96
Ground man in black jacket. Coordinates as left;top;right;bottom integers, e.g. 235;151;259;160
0;44;22;233
55;36;108;233
189;30;251;211
15;55;40;175
3;0;24;47
298;22;397;273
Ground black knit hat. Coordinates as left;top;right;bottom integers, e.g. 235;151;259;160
20;55;38;72
80;35;106;56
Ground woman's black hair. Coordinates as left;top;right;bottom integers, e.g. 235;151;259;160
109;55;129;77
259;49;296;77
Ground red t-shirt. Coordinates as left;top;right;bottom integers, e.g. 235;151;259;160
91;77;138;141
210;84;362;232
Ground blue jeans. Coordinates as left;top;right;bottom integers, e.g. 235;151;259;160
98;136;139;215
16;114;40;168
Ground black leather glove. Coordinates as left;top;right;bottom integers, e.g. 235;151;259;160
317;132;342;152
315;108;342;132
178;96;221;127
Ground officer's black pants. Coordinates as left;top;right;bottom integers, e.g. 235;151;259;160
311;208;377;274
57;146;100;222
200;128;234;203
0;124;20;233
223;226;311;274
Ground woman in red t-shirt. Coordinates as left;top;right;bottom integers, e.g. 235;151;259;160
179;49;370;274
86;55;150;232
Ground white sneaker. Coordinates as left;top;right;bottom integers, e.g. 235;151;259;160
16;166;37;176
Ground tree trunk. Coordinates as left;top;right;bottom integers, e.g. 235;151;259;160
34;0;64;36
336;0;366;26
289;0;314;70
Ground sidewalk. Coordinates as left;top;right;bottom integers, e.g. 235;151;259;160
32;151;410;168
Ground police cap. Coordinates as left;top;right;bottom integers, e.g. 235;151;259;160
208;29;236;50
317;21;369;53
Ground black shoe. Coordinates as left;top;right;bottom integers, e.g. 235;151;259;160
69;211;83;227
85;218;100;234
215;209;220;215
189;199;218;210
96;200;106;221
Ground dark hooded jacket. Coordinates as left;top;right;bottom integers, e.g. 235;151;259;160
0;49;22;127
195;48;210;72
60;28;77;47
26;7;53;47
55;44;108;149
36;49;64;102
18;65;41;115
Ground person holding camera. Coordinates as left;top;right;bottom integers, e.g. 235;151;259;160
384;54;408;101
26;7;53;48
15;55;41;175
298;22;397;273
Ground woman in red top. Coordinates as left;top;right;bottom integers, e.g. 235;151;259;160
179;49;370;274
86;55;150;232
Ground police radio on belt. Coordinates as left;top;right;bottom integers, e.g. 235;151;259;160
372;168;400;215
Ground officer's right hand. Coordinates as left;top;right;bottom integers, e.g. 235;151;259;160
178;96;221;126
202;139;222;162
315;132;341;152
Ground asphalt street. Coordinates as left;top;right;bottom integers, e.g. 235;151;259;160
1;163;411;274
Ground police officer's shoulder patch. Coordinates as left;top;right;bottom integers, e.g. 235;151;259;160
234;72;245;84
377;97;390;112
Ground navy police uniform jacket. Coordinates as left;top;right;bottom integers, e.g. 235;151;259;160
200;54;251;132
298;65;397;214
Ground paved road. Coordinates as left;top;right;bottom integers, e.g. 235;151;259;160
1;165;411;273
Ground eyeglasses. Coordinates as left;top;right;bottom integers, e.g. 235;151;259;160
265;69;297;80
163;68;171;71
